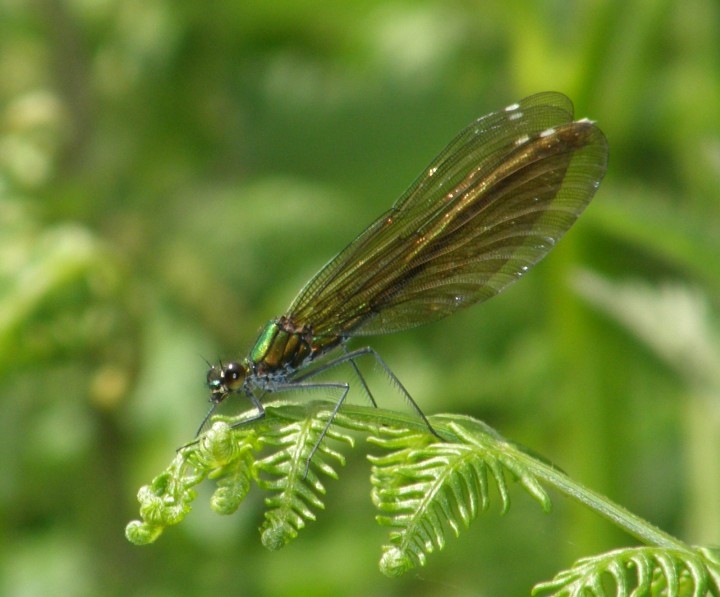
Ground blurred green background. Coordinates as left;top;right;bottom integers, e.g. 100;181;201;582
1;0;719;595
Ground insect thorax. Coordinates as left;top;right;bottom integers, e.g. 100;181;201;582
249;316;316;374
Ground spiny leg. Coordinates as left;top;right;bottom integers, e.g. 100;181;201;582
195;401;221;437
180;389;267;452
294;346;442;441
231;347;443;476
270;380;351;478
229;390;267;428
343;344;378;408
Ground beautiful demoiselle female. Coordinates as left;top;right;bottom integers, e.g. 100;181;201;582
201;92;609;460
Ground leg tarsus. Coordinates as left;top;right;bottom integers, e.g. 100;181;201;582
303;382;350;479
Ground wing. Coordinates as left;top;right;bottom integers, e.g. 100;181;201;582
286;92;608;337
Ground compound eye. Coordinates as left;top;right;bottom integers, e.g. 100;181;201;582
222;361;247;390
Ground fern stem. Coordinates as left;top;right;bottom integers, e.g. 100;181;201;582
488;436;691;552
272;400;693;553
272;400;692;551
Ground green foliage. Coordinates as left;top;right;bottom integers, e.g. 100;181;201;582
255;412;353;549
126;403;720;596
534;546;720;597
126;421;257;544
369;421;551;576
126;404;355;549
3;0;720;595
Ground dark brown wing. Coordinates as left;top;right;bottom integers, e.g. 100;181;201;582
286;92;608;337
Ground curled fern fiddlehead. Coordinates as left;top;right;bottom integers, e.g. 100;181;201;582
126;421;258;545
125;402;354;548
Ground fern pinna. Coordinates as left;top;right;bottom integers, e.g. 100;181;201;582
127;400;720;597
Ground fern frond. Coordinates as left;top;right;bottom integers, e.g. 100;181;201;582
127;402;719;595
254;407;354;551
533;546;720;597
369;417;551;576
126;421;257;544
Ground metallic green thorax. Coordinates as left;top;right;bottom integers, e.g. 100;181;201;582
248;316;343;374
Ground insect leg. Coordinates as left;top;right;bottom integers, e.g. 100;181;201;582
229;390;266;428
343;345;378;407
293;346;442;440
270;380;350;479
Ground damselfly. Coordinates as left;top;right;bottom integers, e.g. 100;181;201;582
200;92;609;464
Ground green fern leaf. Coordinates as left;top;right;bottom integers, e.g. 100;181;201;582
533;546;720;597
369;417;552;576
255;412;353;551
125;403;720;594
126;421;257;544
